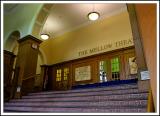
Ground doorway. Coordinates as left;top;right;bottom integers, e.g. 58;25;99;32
54;65;70;90
98;48;137;82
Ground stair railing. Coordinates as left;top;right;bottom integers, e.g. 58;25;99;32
147;88;155;112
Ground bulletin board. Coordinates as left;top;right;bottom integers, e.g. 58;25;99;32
75;65;91;81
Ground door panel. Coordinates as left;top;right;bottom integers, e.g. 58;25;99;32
124;50;137;79
55;68;62;90
98;49;136;81
61;67;69;90
110;57;121;80
99;59;111;82
54;65;70;90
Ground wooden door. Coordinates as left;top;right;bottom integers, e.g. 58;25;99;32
98;49;137;82
123;49;137;79
55;65;70;90
98;53;124;82
108;55;122;81
98;57;111;82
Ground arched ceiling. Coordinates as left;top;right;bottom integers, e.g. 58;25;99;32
3;3;127;41
42;3;127;38
3;3;43;42
3;4;19;14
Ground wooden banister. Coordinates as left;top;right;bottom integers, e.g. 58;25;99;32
147;88;155;112
22;75;37;81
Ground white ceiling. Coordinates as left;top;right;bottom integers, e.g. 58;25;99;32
42;3;127;38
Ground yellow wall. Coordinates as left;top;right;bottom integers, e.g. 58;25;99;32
40;11;133;65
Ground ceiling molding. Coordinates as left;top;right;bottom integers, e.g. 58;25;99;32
42;7;50;13
35;21;43;26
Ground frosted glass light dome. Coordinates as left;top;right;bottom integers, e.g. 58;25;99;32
41;34;49;40
88;12;100;21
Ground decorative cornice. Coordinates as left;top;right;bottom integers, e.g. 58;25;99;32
18;35;42;44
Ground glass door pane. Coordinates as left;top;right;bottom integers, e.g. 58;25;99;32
63;67;69;90
99;60;107;83
56;69;62;82
111;57;120;80
64;68;69;81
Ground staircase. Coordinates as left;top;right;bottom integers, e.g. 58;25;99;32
4;82;149;113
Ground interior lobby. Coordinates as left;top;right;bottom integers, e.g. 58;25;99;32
1;1;159;114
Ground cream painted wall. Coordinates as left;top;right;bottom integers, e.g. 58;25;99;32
36;54;43;74
35;54;43;87
4;4;43;48
40;11;134;65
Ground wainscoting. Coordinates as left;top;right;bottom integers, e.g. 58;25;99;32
42;46;137;91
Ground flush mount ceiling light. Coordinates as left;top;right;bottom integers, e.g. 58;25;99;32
41;23;50;40
88;12;100;21
87;4;100;21
40;34;49;40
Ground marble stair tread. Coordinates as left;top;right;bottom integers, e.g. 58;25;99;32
10;92;148;102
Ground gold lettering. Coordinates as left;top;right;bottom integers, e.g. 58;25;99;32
115;41;118;47
78;50;88;56
96;47;100;52
106;43;112;48
115;40;125;47
89;48;96;53
79;39;132;56
128;39;133;44
123;40;128;45
78;52;81;56
120;40;124;46
84;50;88;55
100;45;103;51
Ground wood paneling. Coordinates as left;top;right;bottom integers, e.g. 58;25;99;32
41;65;49;91
127;4;157;110
127;4;147;73
49;62;72;91
72;58;98;85
123;48;136;79
147;88;155;112
4;50;15;102
45;46;136;91
15;35;42;96
134;4;157;110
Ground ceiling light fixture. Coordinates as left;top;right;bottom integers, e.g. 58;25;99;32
88;12;100;21
41;23;50;40
88;4;100;21
41;34;49;40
